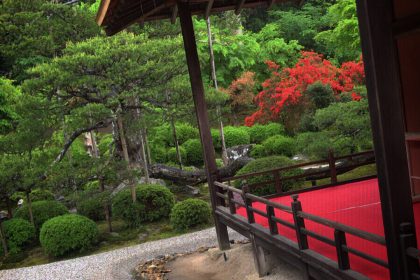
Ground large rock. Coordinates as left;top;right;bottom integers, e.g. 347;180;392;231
138;177;166;186
226;144;253;164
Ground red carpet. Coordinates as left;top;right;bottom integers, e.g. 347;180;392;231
237;178;420;280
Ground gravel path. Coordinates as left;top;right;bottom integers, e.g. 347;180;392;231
0;228;247;280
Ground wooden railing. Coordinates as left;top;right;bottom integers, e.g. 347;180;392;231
219;150;376;196
214;181;389;274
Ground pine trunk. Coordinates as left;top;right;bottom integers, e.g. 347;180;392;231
25;192;35;227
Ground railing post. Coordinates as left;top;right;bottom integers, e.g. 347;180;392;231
400;222;420;279
266;205;278;235
242;185;255;224
273;170;282;194
291;194;308;250
328;150;337;184
334;229;350;270
227;189;236;214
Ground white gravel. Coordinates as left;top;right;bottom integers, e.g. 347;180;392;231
0;228;247;280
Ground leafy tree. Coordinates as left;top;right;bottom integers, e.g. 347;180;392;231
315;0;361;62
0;0;101;80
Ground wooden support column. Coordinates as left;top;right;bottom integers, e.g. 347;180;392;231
356;0;420;278
250;233;271;277
178;1;230;250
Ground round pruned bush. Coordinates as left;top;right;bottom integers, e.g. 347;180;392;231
39;214;98;257
170;199;211;231
224;126;250;147
77;196;105;221
250;144;266;158
261;135;295;157
234;156;304;196
30;189;55;202
112;184;175;227
211;128;222;151
167;146;187;164
14;200;68;231
0;218;35;255
248;123;285;144
175;123;199;145
182;139;203;166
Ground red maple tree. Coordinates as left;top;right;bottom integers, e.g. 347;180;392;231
245;52;365;126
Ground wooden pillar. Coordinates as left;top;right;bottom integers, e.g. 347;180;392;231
178;1;230;250
356;0;419;278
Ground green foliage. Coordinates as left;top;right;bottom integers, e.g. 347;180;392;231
175;123;199;145
77;196;105;222
223;126;250;147
14;200;68;231
248;123;285;144
150;144;167;163
250;144;266;158
112;185;175;227
182;139;203;166
29;189;54;202
315;0;360;62
235;156;304;196
151;123;199;147
167;146;187;164
304;82;335;109
211;128;222;150
39;214;98;257
261;135;295;157
0;78;21;134
170;199;211;231
1;218;35;255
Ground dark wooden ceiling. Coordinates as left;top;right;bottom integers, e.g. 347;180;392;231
97;0;295;35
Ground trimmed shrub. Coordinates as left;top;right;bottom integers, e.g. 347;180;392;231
14;200;68;231
167;146;187;164
261;135;295;157
224;126;250;147
250;144;266;158
182;139;203;166
30;189;54;202
77;197;105;221
112;185;175;227
304;82;334;109
40;214;98;257
248;123;285;144
234;156;304;196
170;199;211;231
211;128;222;150
1;218;35;255
150;144;167;163
175;123;199;145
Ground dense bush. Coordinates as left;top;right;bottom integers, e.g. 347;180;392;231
39;214;98;257
14;200;68;231
175;123;199;145
250;144;266;158
150;144;167;163
248;123;285;144
235;156;304;196
1;218;35;255
83;181;99;192
30;189;55;202
170;199;211;231
182;139;203;166
211;128;222;150
261;135;295;157
304;82;335;109
77;196;105;221
224;126;250;147
112;185;175;227
167;146;187;164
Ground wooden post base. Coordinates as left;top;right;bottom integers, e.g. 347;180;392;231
250;233;271;277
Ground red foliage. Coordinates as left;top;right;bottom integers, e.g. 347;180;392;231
245;52;365;126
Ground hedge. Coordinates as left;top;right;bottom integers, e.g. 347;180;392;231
29;189;55;202
224;126;250;147
77;196;105;221
112;185;175;227
234;156;304;196
182;139;203;166
167;146;187;164
0;218;35;255
40;214;98;257
261;135;295;157
14;200;68;231
170;199;211;231
248;123;285;144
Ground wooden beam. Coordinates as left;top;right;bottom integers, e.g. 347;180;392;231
96;0;111;25
177;0;231;251
356;0;420;278
205;0;214;19
171;4;178;24
235;0;246;15
393;13;420;38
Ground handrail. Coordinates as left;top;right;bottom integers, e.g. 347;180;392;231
220;150;375;183
214;179;388;274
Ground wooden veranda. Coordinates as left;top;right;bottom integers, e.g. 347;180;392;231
96;0;420;279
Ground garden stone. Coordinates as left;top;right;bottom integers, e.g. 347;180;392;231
206;247;223;261
110;232;120;238
138;177;166;186
226;144;253;164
